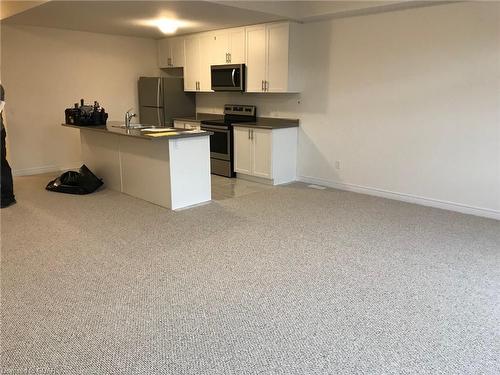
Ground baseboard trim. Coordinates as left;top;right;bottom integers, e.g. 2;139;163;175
297;175;500;221
13;162;83;177
236;173;274;185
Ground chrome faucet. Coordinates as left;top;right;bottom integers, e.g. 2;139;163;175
124;109;136;128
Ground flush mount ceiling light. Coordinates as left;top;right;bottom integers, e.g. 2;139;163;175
137;18;193;35
155;18;180;34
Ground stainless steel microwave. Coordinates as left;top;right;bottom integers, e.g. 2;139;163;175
211;64;245;92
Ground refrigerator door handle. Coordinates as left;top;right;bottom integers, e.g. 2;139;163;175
157;78;161;126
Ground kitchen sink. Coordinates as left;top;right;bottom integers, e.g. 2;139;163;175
112;124;172;130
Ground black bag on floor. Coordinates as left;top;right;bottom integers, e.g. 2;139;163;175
46;165;103;195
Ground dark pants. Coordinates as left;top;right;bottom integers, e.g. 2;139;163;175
1;127;15;204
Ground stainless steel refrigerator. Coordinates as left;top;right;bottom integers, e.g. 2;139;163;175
138;76;195;126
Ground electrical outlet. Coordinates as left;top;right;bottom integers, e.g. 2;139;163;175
335;160;341;170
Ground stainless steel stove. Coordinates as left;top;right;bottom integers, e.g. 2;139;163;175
200;105;256;177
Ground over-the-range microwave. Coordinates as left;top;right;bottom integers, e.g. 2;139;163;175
211;64;245;92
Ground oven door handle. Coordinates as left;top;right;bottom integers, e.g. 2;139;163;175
231;68;236;87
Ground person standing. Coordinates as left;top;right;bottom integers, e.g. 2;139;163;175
1;83;16;208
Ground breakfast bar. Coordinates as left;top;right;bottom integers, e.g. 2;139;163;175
63;121;212;210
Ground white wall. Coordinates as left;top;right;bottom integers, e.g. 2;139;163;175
1;25;159;175
197;2;500;218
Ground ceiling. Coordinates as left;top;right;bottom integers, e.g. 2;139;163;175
0;1;282;38
213;1;404;22
1;1;455;39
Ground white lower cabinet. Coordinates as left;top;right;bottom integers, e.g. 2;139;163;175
234;127;254;175
251;129;272;179
234;126;297;185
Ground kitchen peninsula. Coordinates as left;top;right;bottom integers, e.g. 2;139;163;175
63;121;212;210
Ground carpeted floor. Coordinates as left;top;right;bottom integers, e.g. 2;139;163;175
1;174;499;374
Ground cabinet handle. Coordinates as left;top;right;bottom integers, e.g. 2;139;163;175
261;80;264;91
225;53;228;63
228;53;231;63
248;129;250;139
251;129;254;140
167;57;172;67
265;81;269;92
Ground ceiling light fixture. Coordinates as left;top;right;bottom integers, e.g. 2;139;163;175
135;18;195;35
155;19;180;34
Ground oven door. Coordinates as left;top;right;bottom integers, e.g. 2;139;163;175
200;124;231;161
211;64;245;92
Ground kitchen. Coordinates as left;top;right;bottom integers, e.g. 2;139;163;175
1;1;499;374
59;18;303;210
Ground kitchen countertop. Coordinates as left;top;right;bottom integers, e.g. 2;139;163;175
174;113;299;129
173;113;224;122
232;117;299;129
62;121;212;140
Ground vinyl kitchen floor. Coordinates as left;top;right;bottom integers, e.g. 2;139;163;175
211;175;274;201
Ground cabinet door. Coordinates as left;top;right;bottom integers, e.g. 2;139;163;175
266;23;289;92
170;37;185;67
198;33;214;91
228;27;245;64
234;127;252;175
158;38;170;68
245;25;267;93
252;129;272;179
184;35;199;91
212;31;229;65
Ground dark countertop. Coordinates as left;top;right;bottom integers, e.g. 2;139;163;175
232;117;299;129
62;121;212;140
173;113;224;123
174;113;299;129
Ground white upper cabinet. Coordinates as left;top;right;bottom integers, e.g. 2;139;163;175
180;21;301;93
212;30;230;65
212;27;246;65
170;37;185;67
228;27;246;64
183;33;213;92
198;33;213;91
158;38;170;68
245;22;302;93
184;35;199;91
245;24;267;92
158;37;185;68
266;23;290;93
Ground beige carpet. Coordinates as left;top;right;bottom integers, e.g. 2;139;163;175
1;174;499;374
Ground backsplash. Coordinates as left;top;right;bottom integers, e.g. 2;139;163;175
196;92;302;119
